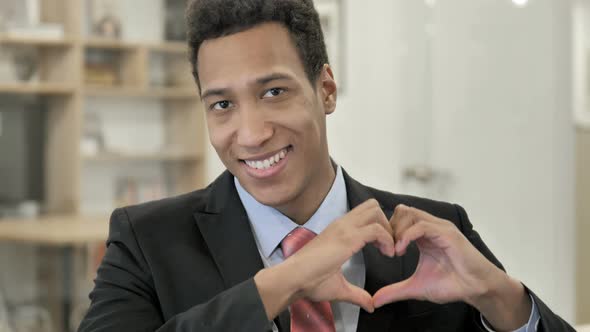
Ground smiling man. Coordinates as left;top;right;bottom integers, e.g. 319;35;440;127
78;1;574;332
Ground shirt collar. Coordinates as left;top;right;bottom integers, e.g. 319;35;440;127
235;165;349;258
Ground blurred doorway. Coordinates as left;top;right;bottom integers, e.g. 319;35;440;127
396;0;575;322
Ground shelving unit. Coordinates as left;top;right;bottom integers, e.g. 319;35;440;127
0;0;205;218
0;82;76;95
0;0;204;330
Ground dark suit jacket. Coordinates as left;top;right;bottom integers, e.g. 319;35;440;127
78;169;574;332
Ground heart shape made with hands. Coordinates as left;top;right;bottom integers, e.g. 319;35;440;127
370;204;501;309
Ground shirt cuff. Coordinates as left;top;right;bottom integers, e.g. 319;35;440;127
480;294;541;332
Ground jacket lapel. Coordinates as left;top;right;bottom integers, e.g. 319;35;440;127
193;171;264;289
343;170;406;332
193;171;290;331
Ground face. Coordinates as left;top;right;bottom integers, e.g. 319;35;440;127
197;22;337;211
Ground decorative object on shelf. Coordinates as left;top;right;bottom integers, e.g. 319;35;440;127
85;49;120;86
90;0;122;39
0;46;39;83
315;0;345;93
164;0;187;41
85;63;118;86
11;46;38;82
82;111;104;156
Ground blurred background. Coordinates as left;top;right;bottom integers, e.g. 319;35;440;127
0;0;587;331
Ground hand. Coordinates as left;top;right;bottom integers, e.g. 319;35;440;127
254;199;395;319
373;204;532;330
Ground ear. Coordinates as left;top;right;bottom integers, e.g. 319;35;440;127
319;64;338;115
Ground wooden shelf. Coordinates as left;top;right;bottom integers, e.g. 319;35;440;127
84;86;198;99
85;39;186;54
83;151;202;162
0;82;75;95
147;41;187;54
0;214;109;246
0;35;76;47
84;38;138;50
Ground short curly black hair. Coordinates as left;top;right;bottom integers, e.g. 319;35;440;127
185;0;329;91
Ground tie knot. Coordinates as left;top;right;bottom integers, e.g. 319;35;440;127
281;227;316;258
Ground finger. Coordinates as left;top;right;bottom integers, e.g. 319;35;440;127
391;204;418;243
337;281;375;313
395;204;444;225
395;221;436;255
352;200;393;237
352;198;381;214
363;204;393;236
360;223;395;257
373;278;419;308
351;199;382;224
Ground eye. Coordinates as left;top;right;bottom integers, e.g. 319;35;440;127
263;88;285;98
211;100;233;111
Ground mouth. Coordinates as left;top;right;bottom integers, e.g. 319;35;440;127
239;145;292;179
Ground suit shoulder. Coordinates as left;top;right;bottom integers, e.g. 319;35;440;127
116;184;213;230
366;186;462;223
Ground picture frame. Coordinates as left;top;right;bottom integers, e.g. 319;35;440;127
315;0;346;94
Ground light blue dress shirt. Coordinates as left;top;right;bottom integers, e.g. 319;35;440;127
234;166;540;332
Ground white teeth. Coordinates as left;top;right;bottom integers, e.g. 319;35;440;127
244;148;289;170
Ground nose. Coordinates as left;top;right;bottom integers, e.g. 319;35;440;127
236;106;273;148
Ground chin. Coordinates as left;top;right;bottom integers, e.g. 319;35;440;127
241;178;299;208
252;186;294;207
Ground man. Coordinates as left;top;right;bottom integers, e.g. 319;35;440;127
78;0;574;331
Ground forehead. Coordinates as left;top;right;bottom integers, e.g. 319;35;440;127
197;22;308;91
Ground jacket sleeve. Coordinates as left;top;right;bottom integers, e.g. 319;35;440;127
77;208;273;332
453;204;575;332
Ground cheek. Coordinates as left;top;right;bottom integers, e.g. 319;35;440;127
278;98;323;134
207;118;234;156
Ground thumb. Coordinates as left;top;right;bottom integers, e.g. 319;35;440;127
337;281;375;313
373;278;419;308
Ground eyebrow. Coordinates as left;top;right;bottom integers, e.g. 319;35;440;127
200;72;295;100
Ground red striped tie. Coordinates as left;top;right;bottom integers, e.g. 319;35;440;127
281;227;336;332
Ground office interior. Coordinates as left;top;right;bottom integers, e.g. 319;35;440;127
0;0;588;331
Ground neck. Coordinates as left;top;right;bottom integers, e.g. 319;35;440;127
276;158;337;225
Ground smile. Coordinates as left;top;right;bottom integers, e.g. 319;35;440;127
243;147;290;170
